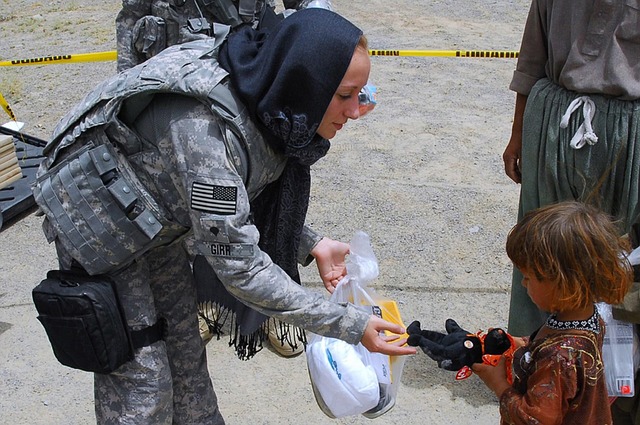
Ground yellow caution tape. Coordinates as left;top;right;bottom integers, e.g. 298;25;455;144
369;49;519;58
0;91;18;122
0;51;118;67
0;49;519;67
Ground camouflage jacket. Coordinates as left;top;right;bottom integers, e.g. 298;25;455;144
34;32;369;343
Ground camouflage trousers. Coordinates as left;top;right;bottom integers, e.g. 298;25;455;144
86;242;224;424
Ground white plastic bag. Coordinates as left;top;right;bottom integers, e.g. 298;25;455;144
306;231;407;418
306;337;380;418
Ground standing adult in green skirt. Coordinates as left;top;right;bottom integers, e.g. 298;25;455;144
503;2;640;422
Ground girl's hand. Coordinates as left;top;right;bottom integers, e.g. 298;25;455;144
311;237;350;293
512;336;527;348
472;356;511;398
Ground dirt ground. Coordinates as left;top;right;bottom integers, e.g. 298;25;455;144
0;1;531;424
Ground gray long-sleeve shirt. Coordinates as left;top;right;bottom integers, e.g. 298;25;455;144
511;0;640;100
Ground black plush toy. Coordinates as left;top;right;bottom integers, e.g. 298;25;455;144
407;319;516;382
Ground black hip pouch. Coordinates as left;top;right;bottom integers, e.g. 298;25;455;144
32;270;164;374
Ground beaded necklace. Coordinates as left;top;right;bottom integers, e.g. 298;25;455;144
545;307;600;334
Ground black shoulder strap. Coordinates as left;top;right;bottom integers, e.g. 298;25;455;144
129;318;167;349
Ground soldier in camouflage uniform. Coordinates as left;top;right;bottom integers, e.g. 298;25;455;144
116;0;333;357
33;9;415;424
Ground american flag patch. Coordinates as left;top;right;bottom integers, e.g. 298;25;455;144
191;182;237;215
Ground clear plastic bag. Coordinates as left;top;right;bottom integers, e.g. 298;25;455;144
598;245;640;397
598;302;638;397
306;231;407;418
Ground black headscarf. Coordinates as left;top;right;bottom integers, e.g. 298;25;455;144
219;8;363;153
196;9;363;359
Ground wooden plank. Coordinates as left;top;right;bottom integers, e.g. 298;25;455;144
0;153;18;169
0;134;13;149
0;142;16;156
0;167;22;190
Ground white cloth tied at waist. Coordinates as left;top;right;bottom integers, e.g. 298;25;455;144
560;95;598;149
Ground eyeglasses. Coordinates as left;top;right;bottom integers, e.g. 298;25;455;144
358;83;377;117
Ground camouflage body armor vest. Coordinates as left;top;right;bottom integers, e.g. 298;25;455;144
33;26;245;275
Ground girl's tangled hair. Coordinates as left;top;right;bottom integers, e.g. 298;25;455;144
506;201;632;312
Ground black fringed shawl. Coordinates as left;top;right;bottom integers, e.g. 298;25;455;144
194;8;363;359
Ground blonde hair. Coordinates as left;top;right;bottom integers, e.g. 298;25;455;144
506;201;632;311
357;35;368;51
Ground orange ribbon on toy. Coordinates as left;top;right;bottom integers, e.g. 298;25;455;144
454;329;517;384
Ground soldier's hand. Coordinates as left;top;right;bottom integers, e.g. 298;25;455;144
311;237;350;293
360;315;416;356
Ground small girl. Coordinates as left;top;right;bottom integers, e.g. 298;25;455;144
473;201;632;424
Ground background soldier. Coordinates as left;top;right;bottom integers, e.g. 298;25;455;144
115;0;305;72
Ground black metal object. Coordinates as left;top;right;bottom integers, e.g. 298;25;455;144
0;133;46;231
0;126;48;148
